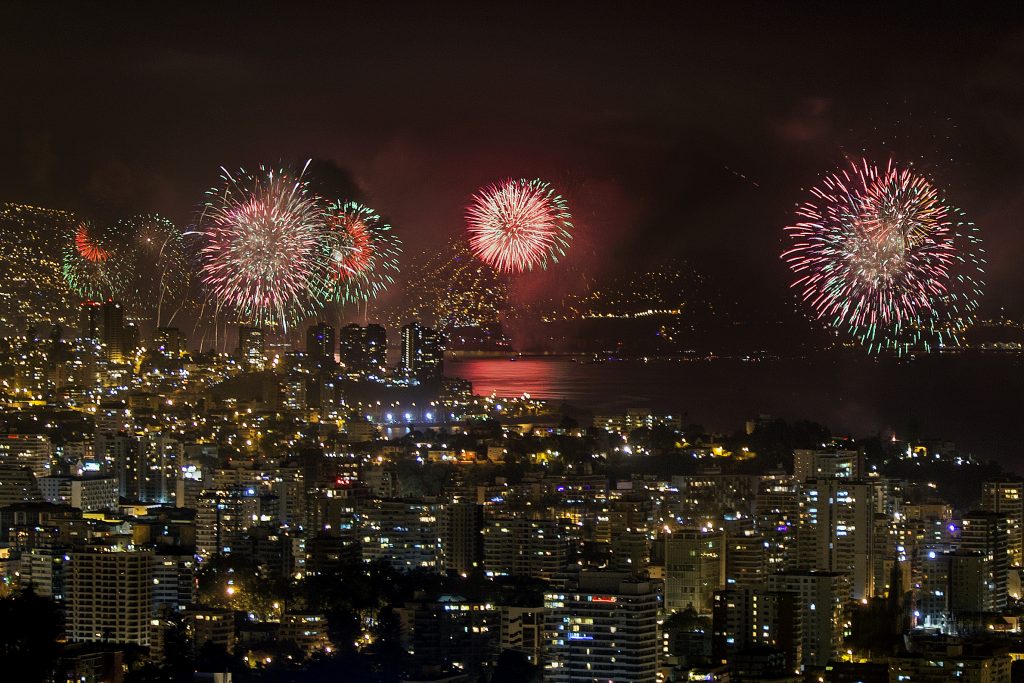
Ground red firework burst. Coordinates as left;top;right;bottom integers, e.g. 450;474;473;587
75;223;110;263
465;178;572;273
326;212;373;278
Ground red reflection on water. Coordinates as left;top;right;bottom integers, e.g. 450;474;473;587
447;358;573;400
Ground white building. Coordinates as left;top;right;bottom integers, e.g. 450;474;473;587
0;433;53;477
545;572;660;683
68;545;153;646
38;475;117;512
796;479;875;599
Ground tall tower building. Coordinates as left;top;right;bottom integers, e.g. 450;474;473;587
545;572;660;683
237;326;265;371
756;473;800;571
793;449;863;481
68;545;154;646
440;501;484;575
101;300;130;363
916;547;952;631
360;499;438;572
957;510;1009;611
399;322;444;382
483;516;569;580
364;324;387;374
765;570;850;668
338;324;363;377
338;323;387;379
0;433;53;478
713;587;803;672
795;479;875;600
305;322;335;366
664;528;725;613
726;530;767;588
153;327;182;360
981;481;1024;567
79;301;102;341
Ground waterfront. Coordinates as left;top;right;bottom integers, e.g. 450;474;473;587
447;354;1024;464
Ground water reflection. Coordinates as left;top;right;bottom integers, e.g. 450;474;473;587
446;355;1024;464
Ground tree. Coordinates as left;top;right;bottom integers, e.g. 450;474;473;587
492;649;540;683
0;589;62;682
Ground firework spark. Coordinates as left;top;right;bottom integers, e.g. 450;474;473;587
74;222;111;263
115;214;192;326
63;221;119;300
195;163;327;329
782;158;985;354
465;178;572;273
319;200;401;304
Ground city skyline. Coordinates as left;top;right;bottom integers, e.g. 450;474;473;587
4;5;1024;683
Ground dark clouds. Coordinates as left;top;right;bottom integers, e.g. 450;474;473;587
2;4;1024;316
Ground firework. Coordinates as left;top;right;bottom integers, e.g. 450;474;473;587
194;163;327;329
318;200;401;304
74;222;111;262
115;214;192;326
465;178;572;273
782;158;985;354
62;221;120;300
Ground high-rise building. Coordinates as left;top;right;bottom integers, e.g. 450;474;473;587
756;473;800;571
725;530;767;588
37;474;118;512
793;449;863;482
396;596;501;676
338;324;363;376
153;327;182;360
280;612;330;656
20;544;69;600
664;528;725;614
0;466;43;506
545;572;660;683
98;432;142;500
949;551;993;623
68;545;154;646
152;549;196;611
957;510;1009;612
184;606;235;654
981;481;1024;568
338;323;387;379
79;301;102;340
917;546;953;631
137;432;182;504
399;322;444;382
237;326;265;371
0;433;53;477
195;486;274;558
360;499;438;572
500;606;545;665
305;322;335;366
795;478;875;600
364;323;387;373
100;300;134;363
712;587;802;672
439;501;483;575
483;516;569;580
765;570;850;668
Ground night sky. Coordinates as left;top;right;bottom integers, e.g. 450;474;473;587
3;5;1024;319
